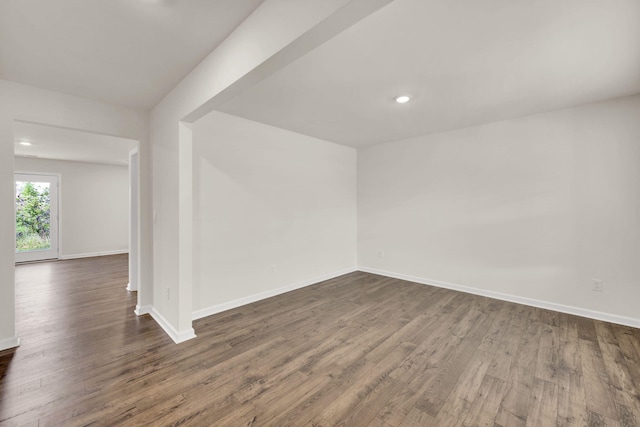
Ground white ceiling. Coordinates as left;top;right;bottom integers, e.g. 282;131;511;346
14;121;138;166
0;0;264;109
218;0;640;147
2;0;638;146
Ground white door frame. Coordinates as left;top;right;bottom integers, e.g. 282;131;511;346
14;173;60;263
127;148;139;293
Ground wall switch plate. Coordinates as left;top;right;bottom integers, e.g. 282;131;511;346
378;249;385;259
592;279;604;292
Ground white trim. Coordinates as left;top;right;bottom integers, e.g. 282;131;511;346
358;266;640;329
0;336;21;352
135;304;151;316
60;249;128;260
178;122;194;334
128;147;140;294
193;266;358;321
150;307;196;344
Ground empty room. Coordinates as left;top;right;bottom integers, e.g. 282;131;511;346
1;0;639;426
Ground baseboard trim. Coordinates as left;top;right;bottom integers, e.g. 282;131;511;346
149;307;196;344
358;266;640;329
0;336;21;352
135;304;151;316
60;250;128;260
193;266;358;321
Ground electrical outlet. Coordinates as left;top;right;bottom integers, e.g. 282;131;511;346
165;287;170;299
592;279;604;292
378;249;385;259
271;264;277;273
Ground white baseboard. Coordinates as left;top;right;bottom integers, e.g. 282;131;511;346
150;307;196;344
0;336;21;352
60;249;129;260
135;304;151;316
193;266;358;321
358;266;640;329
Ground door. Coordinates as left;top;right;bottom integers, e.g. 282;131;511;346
15;173;59;262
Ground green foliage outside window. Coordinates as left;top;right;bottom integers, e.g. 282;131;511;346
16;182;51;251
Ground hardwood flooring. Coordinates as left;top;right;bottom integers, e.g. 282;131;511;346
2;255;640;426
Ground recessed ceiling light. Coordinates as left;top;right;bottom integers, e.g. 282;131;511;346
394;95;411;104
19;141;32;146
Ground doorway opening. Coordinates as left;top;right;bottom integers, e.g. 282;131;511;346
13;120;141;313
14;173;59;263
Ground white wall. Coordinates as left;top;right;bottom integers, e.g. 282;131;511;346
192;112;356;314
150;0;386;337
358;95;640;324
14;157;129;258
0;78;149;350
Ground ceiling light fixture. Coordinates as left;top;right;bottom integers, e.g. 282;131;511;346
19;141;32;146
394;95;411;104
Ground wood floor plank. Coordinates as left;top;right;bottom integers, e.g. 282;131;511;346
462;374;508;427
594;322;640;426
1;255;639;426
580;338;621;420
494;320;543;427
534;322;562;384
375;295;479;426
557;372;589;427
413;298;499;417
525;377;558;426
398;407;434;427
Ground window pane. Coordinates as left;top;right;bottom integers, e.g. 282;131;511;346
16;181;51;252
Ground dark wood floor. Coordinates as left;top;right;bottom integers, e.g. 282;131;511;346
2;255;640;426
